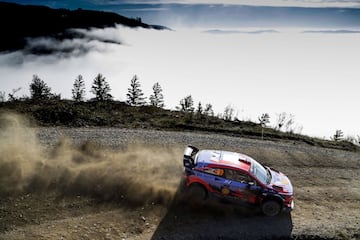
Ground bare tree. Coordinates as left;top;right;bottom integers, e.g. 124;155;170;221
177;95;194;112
258;113;270;140
285;114;295;132
345;135;360;146
149;82;164;108
203;103;214;116
30;75;52;100
332;130;344;141
72;74;86;102
8;87;22;101
275;112;295;132
223;105;235;121
126;75;146;106
259;113;270;126
0;91;6;102
90;73;113;101
275;112;286;131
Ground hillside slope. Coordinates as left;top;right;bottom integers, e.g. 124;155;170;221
0;125;359;240
1;100;358;152
0;1;166;53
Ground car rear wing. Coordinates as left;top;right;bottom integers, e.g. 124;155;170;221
183;145;199;168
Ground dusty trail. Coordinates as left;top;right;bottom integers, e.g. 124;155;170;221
0;114;359;239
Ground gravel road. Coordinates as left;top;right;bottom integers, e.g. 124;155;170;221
1;127;359;240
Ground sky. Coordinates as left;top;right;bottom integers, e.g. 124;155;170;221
3;0;360;8
0;0;360;139
2;0;360;28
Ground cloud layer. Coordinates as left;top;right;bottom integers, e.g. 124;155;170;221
0;25;359;138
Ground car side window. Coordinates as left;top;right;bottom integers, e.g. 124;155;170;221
203;168;225;177
225;169;251;183
237;172;251;183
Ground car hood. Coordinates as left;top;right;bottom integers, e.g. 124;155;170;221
268;168;293;195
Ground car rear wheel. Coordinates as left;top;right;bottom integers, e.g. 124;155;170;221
261;200;281;217
187;184;207;203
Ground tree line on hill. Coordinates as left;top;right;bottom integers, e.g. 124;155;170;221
1;73;215;117
0;73;359;145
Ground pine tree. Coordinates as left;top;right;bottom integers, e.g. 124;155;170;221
72;75;86;102
90;73;112;101
126;75;146;106
177;95;194;112
29;75;52;100
149;82;164;108
196;102;203;115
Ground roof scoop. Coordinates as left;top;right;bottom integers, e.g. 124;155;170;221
239;158;251;164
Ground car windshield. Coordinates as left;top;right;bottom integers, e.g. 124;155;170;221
250;161;271;185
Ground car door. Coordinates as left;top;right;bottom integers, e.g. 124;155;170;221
200;167;228;194
224;169;262;204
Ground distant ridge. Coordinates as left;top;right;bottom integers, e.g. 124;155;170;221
0;1;168;52
204;29;279;34
302;29;360;34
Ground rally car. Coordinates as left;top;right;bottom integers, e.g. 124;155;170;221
182;145;294;216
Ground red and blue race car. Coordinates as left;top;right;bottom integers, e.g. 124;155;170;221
182;145;294;216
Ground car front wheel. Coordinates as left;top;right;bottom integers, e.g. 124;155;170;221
261;200;281;217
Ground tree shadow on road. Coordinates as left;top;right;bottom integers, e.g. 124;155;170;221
151;186;293;240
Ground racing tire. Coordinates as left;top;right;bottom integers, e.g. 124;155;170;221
261;200;282;217
187;184;207;203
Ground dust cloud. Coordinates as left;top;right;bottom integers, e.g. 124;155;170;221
0;113;183;205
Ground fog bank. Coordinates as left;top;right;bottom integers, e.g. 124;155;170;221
0;26;359;138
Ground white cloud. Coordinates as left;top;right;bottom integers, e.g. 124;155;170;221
0;26;359;138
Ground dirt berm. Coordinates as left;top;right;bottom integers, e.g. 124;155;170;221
0;114;359;240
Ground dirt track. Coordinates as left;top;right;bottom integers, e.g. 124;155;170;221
0;124;359;240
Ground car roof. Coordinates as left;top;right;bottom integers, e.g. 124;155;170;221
196;149;253;172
